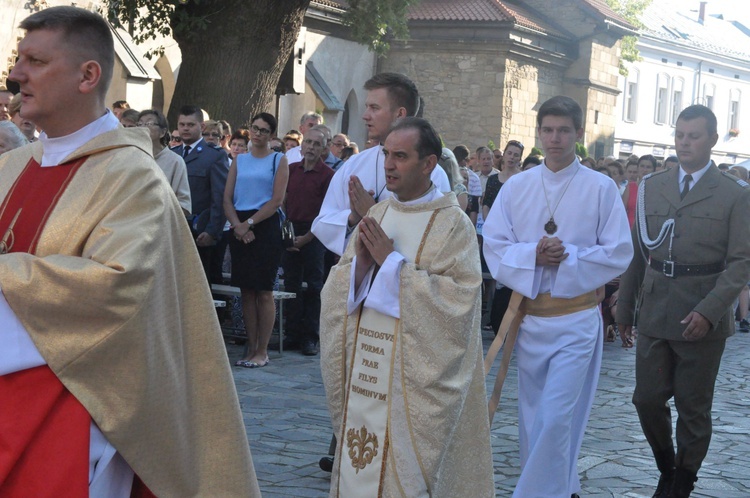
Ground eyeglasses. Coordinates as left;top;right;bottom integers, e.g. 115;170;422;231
506;140;525;151
136;121;159;128
202;132;222;139
250;125;272;136
171;135;182;142
271;146;284;153
331;141;347;147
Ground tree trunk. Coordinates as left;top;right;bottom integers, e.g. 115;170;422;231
169;0;311;129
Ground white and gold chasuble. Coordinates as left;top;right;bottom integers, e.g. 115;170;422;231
321;193;495;498
339;206;436;495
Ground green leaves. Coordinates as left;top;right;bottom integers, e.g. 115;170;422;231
604;0;652;76
344;0;419;56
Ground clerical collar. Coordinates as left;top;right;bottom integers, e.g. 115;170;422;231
542;158;579;177
39;110;120;167
393;183;443;206
679;161;711;186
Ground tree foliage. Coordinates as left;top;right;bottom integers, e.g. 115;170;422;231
605;0;653;76
105;0;418;125
107;0;312;127
343;0;420;56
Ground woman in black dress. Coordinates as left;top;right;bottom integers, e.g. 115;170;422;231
224;113;289;368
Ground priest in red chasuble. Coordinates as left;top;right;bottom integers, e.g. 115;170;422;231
0;6;260;497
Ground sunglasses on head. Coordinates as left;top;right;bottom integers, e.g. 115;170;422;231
506;140;524;151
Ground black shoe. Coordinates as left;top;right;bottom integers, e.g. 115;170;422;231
669;468;696;498
302;340;319;356
739;318;749;332
653;471;674;498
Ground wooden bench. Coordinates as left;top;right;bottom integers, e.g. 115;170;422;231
211;284;296;355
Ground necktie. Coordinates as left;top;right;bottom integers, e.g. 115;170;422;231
182;145;191;158
680;174;692;200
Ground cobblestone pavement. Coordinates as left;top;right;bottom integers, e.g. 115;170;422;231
230;329;750;497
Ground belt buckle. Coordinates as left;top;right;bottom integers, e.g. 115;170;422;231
663;260;675;278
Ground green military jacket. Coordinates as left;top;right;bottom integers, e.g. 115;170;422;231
617;164;750;341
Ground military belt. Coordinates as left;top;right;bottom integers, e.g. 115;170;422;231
649;258;725;278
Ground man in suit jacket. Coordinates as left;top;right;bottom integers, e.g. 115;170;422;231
172;104;229;282
617;105;750;498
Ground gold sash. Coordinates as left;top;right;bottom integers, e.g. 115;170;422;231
484;291;597;422
336;205;437;497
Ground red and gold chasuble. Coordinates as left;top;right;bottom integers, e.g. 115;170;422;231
0;157;91;496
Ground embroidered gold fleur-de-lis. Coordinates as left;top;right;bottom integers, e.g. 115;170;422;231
0;209;21;255
346;425;379;473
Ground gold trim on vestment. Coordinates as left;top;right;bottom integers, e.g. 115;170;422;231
485;290;598;422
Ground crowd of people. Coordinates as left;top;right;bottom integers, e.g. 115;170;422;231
2;6;750;498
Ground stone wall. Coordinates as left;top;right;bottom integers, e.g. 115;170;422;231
502;60;564;151
380;44;507;151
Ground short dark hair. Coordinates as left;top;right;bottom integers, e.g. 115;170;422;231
250;112;278;135
364;72;420;117
606;159;624;175
638;154;658;171
112;100;130;110
537;95;583;130
452;144;470;163
664;155;679;165
387;117;441;160
120;109;140;123
230;129;250;146
20;7;114;96
677;104;717;135
138;108;170;146
178;105;203;122
522;155;542;170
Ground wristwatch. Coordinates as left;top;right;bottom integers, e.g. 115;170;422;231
246;218;255;229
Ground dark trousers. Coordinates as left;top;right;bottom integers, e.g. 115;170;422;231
191;226;215;284
633;334;726;474
490;286;513;334
282;231;325;344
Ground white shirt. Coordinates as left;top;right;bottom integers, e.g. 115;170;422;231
678;161;711;192
346;188;444;319
311;145;450;255
483;159;633;299
466;169;482;196
1;110;134;497
285;145;303;165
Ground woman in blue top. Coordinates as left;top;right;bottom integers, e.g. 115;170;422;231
224;113;289;368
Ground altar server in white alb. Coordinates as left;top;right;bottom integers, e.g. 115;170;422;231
482;95;633;498
311;72;449;256
320;117;494;496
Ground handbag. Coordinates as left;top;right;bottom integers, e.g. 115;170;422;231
281;217;295;248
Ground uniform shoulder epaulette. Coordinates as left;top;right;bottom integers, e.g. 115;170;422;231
720;171;750;188
642;169;669;181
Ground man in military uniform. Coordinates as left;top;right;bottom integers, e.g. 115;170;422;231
617;105;750;498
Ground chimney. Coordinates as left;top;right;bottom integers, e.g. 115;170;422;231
699;1;707;24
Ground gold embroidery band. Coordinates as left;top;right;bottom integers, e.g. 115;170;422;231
522;291;598;317
485;291;597;422
0;209;21;254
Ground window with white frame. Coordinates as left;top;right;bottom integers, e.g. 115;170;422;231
623;69;639;122
703;83;715;110
670;77;684;126
729;89;740;131
655;73;670;124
